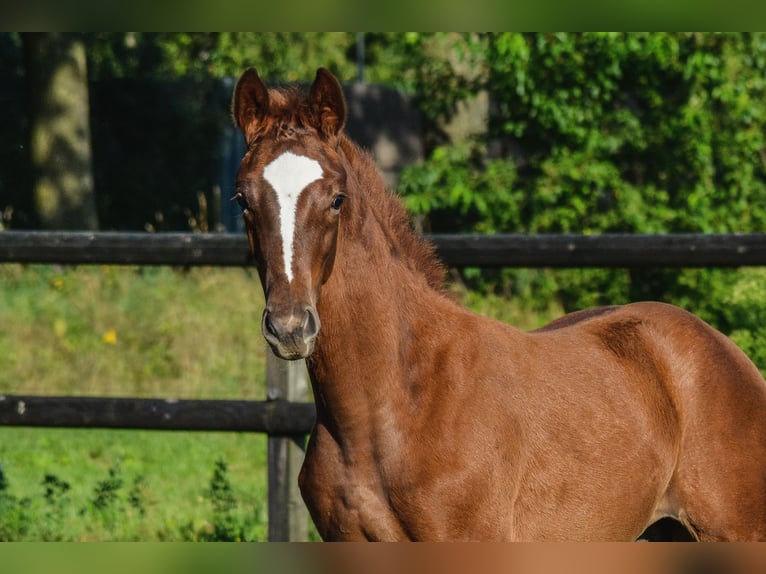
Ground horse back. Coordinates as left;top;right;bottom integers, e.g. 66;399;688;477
532;300;766;405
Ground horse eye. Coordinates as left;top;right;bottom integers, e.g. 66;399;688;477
330;194;345;211
233;192;249;211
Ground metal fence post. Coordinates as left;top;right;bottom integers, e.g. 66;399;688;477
266;348;311;541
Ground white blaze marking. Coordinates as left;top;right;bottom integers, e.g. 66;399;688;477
263;151;323;282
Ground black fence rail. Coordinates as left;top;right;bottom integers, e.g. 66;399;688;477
0;394;315;434
1;229;766;541
3;230;766;268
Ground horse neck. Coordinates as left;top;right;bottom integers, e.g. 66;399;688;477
307;142;456;436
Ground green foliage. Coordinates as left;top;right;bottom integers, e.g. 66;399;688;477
399;143;521;233
0;493;31;541
86;32;425;91
40;473;72;541
0;453;266;541
177;457;267;542
690;268;766;372
403;33;766;238
87;33;360;83
189;458;253;541
49;463;147;540
84;465;133;532
0;464;31;541
208;458;236;515
481;33;766;234
399;33;766;367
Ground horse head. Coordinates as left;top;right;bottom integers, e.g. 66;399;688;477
232;67;348;360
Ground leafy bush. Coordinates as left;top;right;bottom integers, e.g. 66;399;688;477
404;32;766;235
706;268;766;372
482;33;766;235
400;143;521;234
399;33;766;370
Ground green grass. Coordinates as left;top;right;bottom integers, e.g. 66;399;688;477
0;428;268;541
0;264;272;540
0;263;553;541
0;264;267;398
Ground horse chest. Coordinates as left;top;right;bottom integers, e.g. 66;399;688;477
300;421;509;541
300;434;410;540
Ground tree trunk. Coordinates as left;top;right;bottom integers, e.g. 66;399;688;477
22;33;98;230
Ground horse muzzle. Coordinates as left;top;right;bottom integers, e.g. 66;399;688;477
262;305;320;360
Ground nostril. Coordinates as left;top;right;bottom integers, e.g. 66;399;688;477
302;307;321;340
262;310;280;340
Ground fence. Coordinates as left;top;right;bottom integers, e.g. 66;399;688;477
1;230;766;540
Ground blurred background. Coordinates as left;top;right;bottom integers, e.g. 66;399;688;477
3;33;766;238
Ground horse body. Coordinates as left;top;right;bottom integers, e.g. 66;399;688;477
306;243;766;541
232;67;766;541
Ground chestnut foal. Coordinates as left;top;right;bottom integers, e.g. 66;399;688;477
232;67;766;541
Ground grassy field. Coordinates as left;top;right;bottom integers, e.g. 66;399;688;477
0;264;267;399
0;264;273;540
0;428;268;541
0;263;559;541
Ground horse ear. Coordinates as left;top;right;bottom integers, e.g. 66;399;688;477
232;68;269;144
308;67;346;137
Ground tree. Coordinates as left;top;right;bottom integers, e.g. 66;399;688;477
23;33;98;230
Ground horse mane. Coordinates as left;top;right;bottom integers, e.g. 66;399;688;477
258;84;447;293
336;135;447;293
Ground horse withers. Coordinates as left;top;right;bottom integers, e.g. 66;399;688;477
232;66;766;541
